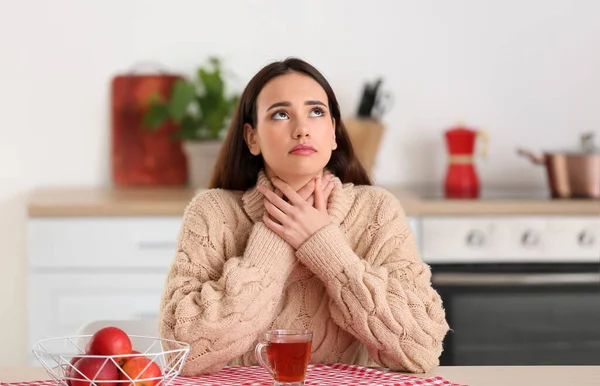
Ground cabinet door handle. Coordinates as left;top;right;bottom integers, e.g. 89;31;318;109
135;312;159;320
136;241;177;250
578;230;596;247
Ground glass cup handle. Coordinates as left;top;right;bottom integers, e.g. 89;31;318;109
255;342;275;379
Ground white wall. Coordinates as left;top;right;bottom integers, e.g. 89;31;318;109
2;0;600;366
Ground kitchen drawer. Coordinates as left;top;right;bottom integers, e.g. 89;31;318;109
29;217;182;269
28;272;166;365
421;216;600;263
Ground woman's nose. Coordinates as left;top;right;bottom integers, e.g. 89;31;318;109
292;121;310;138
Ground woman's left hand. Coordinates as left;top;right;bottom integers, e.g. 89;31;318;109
258;176;332;249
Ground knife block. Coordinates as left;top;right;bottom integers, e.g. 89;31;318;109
343;117;385;174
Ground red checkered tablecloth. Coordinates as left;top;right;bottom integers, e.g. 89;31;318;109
5;364;463;386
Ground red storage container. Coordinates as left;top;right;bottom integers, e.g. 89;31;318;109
111;72;187;186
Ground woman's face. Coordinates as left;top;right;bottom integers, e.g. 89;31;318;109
244;72;337;181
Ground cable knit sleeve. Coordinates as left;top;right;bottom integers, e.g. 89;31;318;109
295;189;449;373
159;191;296;376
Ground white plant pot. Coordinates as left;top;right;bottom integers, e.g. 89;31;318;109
182;140;222;189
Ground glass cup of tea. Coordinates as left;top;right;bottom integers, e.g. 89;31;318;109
255;329;313;386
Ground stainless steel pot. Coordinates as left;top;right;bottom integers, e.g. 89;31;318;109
518;132;600;198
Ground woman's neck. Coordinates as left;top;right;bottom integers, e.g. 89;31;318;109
264;167;323;191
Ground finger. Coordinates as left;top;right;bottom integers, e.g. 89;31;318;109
297;180;316;201
263;212;284;234
264;199;288;225
258;186;293;213
274;188;287;203
315;176;326;212
324;180;335;201
318;181;334;210
272;178;305;207
308;180;329;208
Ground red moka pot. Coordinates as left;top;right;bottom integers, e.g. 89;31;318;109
444;124;489;199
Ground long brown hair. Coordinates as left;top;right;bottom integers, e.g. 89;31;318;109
209;57;372;190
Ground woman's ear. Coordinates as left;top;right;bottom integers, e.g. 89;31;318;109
244;123;261;155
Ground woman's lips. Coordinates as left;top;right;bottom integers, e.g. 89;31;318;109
290;145;316;155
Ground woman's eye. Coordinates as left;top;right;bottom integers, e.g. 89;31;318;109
272;111;289;120
309;108;325;117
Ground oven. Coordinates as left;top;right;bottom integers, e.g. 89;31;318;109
431;262;600;365
418;216;600;366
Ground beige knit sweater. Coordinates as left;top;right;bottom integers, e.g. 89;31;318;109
159;171;449;376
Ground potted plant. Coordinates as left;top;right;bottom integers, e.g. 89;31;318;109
142;57;239;189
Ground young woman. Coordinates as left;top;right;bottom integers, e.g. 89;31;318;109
159;58;449;376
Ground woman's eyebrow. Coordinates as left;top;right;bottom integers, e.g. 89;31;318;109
266;100;326;112
305;100;326;107
266;101;291;111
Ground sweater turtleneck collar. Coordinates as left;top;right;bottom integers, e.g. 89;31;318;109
242;170;354;225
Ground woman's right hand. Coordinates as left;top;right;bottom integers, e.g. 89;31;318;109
276;175;334;208
267;175;334;226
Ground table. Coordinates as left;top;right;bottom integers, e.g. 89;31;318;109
2;365;600;385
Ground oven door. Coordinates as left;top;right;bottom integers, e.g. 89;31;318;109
431;263;600;366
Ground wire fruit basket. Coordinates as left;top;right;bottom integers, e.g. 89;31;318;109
32;335;190;386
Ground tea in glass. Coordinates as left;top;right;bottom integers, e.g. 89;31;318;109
255;329;312;385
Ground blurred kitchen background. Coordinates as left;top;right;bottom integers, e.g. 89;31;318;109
2;0;600;368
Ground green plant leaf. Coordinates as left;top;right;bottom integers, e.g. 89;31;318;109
199;68;224;99
150;57;240;141
168;79;196;123
177;115;199;140
142;103;169;130
206;108;224;137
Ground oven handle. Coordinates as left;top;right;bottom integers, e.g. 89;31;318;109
432;272;600;286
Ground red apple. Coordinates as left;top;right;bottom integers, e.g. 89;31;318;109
120;350;144;367
120;356;162;386
71;357;119;386
86;327;132;366
65;356;83;385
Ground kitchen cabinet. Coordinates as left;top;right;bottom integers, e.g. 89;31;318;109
29;272;166;356
27;216;181;365
26;213;422;364
29;217;181;269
